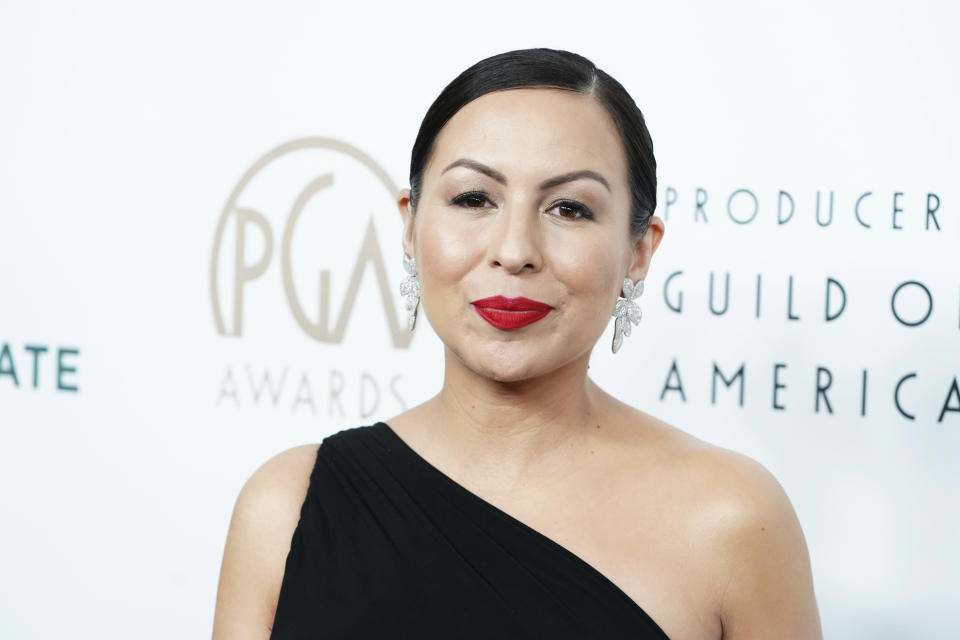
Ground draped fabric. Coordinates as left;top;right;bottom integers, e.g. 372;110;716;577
270;422;671;639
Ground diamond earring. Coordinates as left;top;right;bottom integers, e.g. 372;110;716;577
400;254;420;331
612;277;643;353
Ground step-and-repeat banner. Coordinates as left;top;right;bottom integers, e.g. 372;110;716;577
2;2;957;638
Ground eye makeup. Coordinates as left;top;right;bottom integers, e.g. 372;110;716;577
448;190;595;220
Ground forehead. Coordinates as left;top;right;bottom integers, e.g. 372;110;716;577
427;88;627;188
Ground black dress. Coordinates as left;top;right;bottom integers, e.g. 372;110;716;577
269;422;671;639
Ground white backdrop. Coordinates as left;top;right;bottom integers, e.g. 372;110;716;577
1;1;958;638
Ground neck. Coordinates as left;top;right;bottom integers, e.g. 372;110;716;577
423;346;602;480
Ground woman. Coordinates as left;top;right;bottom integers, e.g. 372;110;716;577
213;48;822;639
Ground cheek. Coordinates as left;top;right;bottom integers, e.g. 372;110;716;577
415;212;478;287
552;234;621;314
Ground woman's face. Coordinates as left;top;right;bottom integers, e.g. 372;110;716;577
398;87;662;383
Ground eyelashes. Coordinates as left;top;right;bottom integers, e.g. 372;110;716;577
449;190;594;220
450;191;489;209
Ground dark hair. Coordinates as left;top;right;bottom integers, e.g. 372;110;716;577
408;47;657;238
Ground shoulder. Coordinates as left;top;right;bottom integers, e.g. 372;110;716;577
615;408;796;523
212;443;322;639
624;411;806;566
236;443;323;515
227;443;324;548
621;412;822;637
697;448;821;637
671;433;798;535
605;405;801;549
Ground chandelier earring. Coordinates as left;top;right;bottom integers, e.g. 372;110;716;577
612;277;644;353
400;253;421;331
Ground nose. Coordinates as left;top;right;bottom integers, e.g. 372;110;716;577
485;202;544;274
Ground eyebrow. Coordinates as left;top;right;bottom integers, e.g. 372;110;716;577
440;158;612;194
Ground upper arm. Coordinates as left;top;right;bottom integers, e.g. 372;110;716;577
710;453;823;639
212;444;321;640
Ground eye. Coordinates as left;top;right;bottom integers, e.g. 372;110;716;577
548;199;594;220
450;191;491;209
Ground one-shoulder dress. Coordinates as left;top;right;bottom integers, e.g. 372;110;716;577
269;422;671;639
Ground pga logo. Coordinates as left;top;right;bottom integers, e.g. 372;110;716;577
209;138;412;349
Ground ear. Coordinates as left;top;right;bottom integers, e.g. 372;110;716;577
626;215;665;283
397;187;415;258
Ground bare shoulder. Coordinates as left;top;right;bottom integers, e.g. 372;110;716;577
655;419;797;527
212;443;322;640
693;446;822;638
619;410;822;639
238;443;323;510
612;407;797;516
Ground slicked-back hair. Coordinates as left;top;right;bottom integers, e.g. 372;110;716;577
408;47;657;238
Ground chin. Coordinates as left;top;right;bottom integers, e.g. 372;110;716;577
464;345;551;383
480;366;534;384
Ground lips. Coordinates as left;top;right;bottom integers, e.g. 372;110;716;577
471;296;554;330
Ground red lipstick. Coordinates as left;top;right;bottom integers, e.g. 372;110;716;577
470;296;554;330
